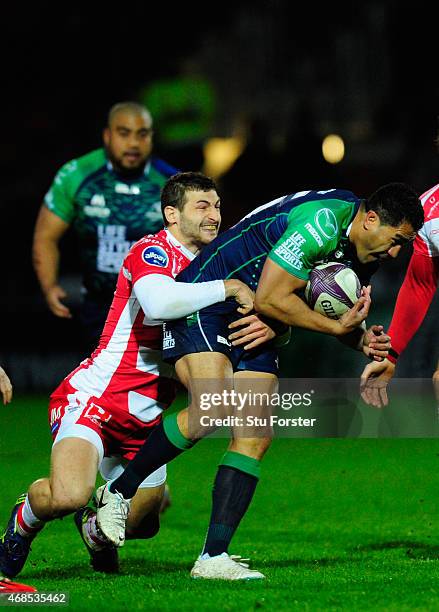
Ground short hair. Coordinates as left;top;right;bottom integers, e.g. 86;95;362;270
107;101;152;127
365;183;424;232
161;172;218;226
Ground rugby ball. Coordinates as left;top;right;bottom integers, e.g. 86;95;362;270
305;262;361;320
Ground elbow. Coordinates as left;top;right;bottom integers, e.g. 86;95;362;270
32;234;51;264
254;294;274;316
142;299;173;321
145;305;163;320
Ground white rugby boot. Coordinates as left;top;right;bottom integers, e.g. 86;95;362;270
95;484;131;547
190;553;265;580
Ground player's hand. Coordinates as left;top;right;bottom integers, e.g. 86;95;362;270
0;367;12;405
45;285;72;318
361;325;391;361
360;358;395;408
337;285;371;335
224;279;254;315
228;314;276;350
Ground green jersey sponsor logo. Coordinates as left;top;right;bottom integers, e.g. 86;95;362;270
315;208;338;239
163;329;175;349
304;222;323;247
273;230;306;271
269;198;355;280
97;225;133;274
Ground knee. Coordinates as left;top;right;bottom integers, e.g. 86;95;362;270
28;478;51;507
50;486;93;518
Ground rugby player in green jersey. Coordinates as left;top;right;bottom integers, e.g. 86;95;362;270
33;101;178;351
97;182;424;580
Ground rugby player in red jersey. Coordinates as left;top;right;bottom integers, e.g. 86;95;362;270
0;173;260;578
360;182;439;407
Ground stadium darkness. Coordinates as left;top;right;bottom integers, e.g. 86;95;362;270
0;1;438;387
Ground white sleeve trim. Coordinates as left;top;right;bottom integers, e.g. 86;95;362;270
133;274;225;321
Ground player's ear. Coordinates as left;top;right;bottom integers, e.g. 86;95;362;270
103;127;110;147
164;205;178;226
364;210;379;229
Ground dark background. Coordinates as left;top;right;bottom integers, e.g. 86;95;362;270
0;1;438;389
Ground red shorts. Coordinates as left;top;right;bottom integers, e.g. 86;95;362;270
49;390;164;463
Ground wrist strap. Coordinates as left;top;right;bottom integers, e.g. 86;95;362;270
387;347;399;364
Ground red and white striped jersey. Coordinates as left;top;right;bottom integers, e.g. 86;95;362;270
51;229;193;424
387;184;439;360
414;184;439;258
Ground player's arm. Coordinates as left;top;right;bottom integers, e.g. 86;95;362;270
32;206;72;318
361;252;439;407
133;274;254;320
254;258;370;336
386;252;439;363
0;366;12;405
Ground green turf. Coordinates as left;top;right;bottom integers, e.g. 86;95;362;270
2;395;439;610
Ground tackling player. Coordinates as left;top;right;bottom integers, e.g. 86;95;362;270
96;183;423;579
360;183;439;407
0;173;259;579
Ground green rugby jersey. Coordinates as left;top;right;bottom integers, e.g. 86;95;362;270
44;148;177;299
178;189;378;288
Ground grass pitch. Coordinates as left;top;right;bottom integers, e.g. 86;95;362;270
2;395;439;610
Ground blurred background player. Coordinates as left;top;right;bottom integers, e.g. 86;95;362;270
97;183;422;580
361;181;439;407
0;173;257;579
32;101;178;353
0;367;12;405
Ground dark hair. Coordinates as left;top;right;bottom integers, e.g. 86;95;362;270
365;183;424;232
161;172;218;225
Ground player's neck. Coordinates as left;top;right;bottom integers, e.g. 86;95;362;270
349;207;366;246
167;226;200;255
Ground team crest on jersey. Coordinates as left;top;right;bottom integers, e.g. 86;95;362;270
142;245;169;267
84;193;110;218
315;208;338;239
